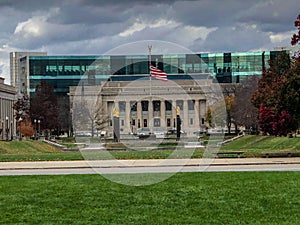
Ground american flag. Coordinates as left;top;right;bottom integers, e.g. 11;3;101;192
150;64;168;81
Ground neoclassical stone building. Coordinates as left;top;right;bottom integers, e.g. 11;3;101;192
69;78;222;137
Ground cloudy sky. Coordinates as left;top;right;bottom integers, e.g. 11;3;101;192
0;0;299;83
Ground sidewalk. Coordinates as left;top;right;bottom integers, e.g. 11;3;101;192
0;157;300;170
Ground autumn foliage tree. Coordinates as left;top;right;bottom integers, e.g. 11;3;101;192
252;14;300;136
291;14;300;46
20;115;35;138
252;52;296;136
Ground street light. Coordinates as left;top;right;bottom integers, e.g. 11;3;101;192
5;116;9;141
38;120;41;139
10;121;13;141
34;119;37;140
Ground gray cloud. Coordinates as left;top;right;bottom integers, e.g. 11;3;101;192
239;0;300;32
199;25;271;52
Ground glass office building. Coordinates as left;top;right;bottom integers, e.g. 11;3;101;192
25;50;284;96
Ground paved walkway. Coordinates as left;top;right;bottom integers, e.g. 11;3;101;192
1;157;300;169
0;158;300;175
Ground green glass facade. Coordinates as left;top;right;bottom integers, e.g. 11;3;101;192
28;50;284;95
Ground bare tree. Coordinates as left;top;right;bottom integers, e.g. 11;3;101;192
72;91;110;137
94;97;110;133
222;84;236;134
232;76;259;133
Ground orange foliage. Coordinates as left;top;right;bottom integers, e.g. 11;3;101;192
20;116;34;138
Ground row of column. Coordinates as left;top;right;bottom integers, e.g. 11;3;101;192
109;99;206;133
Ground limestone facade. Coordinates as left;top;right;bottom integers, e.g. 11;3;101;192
69;79;222;137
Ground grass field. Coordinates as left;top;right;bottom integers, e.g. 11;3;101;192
1;135;300;161
0;172;299;224
0;140;84;161
221;135;300;157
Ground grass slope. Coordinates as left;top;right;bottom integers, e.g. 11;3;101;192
0;172;299;224
0;140;83;161
221;135;300;157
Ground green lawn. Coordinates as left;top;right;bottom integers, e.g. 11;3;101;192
221;135;300;157
0;172;299;224
1;135;300;161
0;140;84;161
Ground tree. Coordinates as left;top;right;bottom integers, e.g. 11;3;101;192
205;107;212;128
20;115;35;139
291;14;300;46
94;97;110;133
30;81;60;135
222;84;236;133
252;52;291;109
13;94;30;121
252;51;300;135
72;91;110;137
13;94;30;140
258;104;292;136
232;76;259;133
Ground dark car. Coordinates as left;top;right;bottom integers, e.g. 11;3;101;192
166;128;186;135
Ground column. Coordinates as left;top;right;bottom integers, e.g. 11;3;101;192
125;101;131;133
183;100;189;130
194;99;200;128
137;101;142;128
149;99;153;131
172;100;177;128
161;100;166;128
200;100;207;126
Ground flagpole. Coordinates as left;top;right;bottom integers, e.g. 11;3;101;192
148;45;152;97
148;45;152;134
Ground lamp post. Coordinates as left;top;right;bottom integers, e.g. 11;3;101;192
34;119;37;140
38;120;41;139
10;121;13;141
5;116;9;141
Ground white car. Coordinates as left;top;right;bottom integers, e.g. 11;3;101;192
136;128;151;137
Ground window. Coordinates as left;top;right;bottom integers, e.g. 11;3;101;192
142;101;148;111
154;118;160;127
190;118;193;125
119;101;126;113
121;120;124;126
176;100;183;110
167;118;171;127
165;100;172;111
153;101;160;111
130;101;137;111
188;100;195;111
131;119;136;126
143;119;148;127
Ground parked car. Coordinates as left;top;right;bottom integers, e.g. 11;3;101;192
136;128;151;137
193;130;207;135
166;128;186;135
